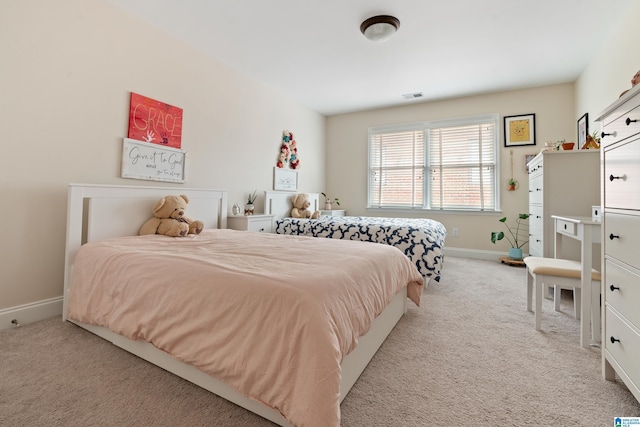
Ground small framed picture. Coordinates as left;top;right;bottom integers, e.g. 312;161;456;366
504;113;536;147
577;113;588;149
273;167;298;191
524;153;537;173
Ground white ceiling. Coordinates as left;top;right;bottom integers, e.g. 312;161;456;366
106;0;635;116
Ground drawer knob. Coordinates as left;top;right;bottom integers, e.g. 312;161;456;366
259;228;265;232
601;131;617;138
609;233;620;240
625;117;638;126
609;174;626;181
610;336;621;344
609;284;620;292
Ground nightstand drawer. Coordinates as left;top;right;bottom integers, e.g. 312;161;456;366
227;214;274;233
320;209;346;217
246;218;272;233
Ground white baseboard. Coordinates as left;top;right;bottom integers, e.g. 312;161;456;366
443;247;529;261
0;297;63;330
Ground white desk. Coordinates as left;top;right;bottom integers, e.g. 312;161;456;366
551;215;601;348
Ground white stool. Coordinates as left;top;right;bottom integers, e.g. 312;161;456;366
523;256;601;344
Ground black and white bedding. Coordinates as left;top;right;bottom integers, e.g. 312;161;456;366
275;216;447;282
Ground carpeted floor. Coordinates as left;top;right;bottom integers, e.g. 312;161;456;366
1;256;639;426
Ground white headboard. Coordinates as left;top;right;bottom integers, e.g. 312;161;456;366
264;190;320;220
63;183;228;319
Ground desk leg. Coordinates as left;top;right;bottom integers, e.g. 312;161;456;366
580;227;592;349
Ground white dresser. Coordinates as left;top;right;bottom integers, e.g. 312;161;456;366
527;150;600;260
227;214;274;233
597;84;640;403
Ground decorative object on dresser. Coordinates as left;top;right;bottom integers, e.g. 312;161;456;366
490;213;530;260
231;203;241;216
577;113;589;148
596;82;640;404
321;192;340;210
618;68;640;98
244;190;257;215
526;150;600;261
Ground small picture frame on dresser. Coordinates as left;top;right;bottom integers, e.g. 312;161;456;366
577;113;588;149
524;153;537;173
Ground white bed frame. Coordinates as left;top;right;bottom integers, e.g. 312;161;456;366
63;183;407;426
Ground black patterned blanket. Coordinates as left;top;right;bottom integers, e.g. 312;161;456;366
275;216;446;281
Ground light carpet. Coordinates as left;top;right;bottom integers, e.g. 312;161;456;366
1;256;639;426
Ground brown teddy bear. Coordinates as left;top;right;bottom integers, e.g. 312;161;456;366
290;193;320;219
139;195;204;237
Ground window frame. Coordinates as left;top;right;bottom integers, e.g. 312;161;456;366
367;113;501;213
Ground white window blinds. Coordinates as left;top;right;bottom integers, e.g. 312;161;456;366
368;114;499;211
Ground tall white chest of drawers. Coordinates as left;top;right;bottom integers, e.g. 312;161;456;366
597;84;640;403
527;150;600;260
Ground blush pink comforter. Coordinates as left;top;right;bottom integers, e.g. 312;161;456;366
67;229;423;426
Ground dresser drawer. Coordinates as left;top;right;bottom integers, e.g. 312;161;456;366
528;174;543;205
605;260;640;328
604;211;640;267
528;229;543;257
605;306;640;389
600;101;640;148
604;138;640;209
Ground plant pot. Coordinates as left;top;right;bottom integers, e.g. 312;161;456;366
244;203;254;215
324;202;332;210
561;142;575;151
508;247;523;260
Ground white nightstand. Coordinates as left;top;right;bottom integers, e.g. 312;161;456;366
227;214;274;233
320;209;346;217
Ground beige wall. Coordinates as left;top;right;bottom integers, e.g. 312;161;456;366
326;2;640;257
0;0;325;310
326;84;575;254
2;0;639;313
576;2;640;128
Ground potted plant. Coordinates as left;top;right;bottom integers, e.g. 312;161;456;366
490;213;530;260
507;178;517;191
244;190;257;215
321;192;340;210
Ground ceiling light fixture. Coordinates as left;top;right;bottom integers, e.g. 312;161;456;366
360;15;400;42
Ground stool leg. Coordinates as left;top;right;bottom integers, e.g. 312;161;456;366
535;275;542;331
526;269;533;312
554;285;561;312
574;288;581;320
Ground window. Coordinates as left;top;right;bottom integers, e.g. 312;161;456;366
368;114;499;212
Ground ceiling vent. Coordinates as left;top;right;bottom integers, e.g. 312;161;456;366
402;92;423;99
